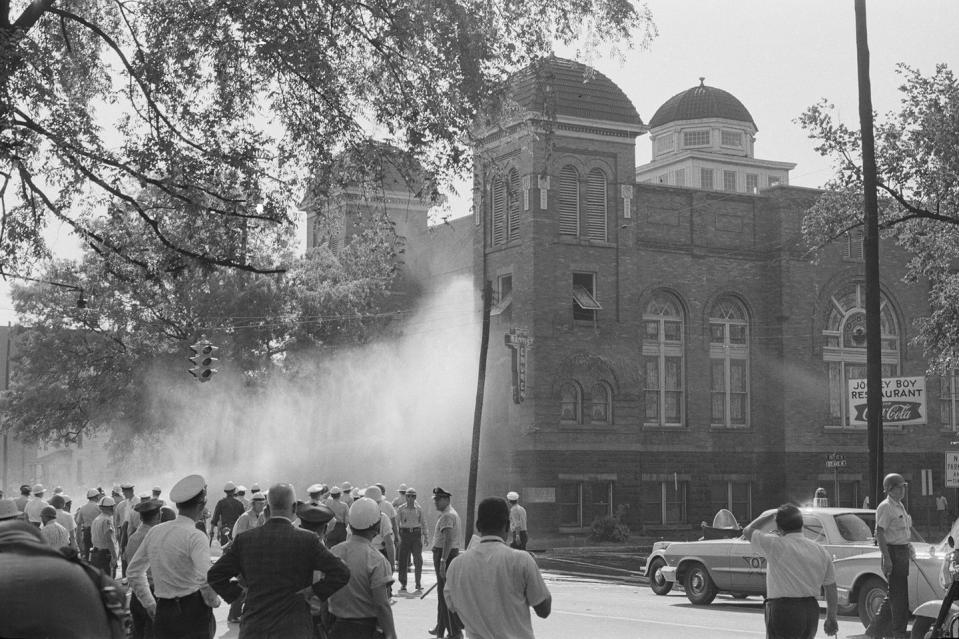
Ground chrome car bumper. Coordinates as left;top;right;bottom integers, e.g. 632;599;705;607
660;566;678;583
836;587;851;606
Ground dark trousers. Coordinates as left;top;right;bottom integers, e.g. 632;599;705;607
326;521;347;547
398;529;423;588
869;544;910;636
764;597;819;639
154;590;215;639
90;548;113;576
131;591;155;639
510;531;528;550
433;547;463;636
79;526;92;561
229;590;245;621
329;617;378;639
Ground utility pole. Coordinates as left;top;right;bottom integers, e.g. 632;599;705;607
465;281;493;546
855;0;884;507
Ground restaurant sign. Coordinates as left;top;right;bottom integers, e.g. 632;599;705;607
848;376;926;426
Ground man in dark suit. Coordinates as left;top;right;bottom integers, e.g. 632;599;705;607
208;483;350;639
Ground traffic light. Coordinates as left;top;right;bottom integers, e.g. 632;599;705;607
188;341;219;382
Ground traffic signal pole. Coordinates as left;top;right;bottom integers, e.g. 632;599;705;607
854;0;884;507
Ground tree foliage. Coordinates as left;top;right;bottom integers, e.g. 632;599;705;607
798;64;959;370
1;0;654;278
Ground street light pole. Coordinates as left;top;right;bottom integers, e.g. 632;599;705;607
854;0;884;507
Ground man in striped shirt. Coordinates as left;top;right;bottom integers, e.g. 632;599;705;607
40;506;70;548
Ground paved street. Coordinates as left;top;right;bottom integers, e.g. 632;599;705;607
208;549;872;638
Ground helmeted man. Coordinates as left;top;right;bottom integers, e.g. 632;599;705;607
128;474;221;639
75;488;102;560
236;486;250;510
396;486;427;592
325;486;349;547
90;496;118;576
866;472;914;639
392;484;408;510
210;481;245;548
507;491;528;550
24;483;49;526
361;485;396;577
124;499;163;639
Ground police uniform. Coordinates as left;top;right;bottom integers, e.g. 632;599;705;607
90;497;118;576
75;489;101;560
126;499;163;639
868;491;914;638
430;487;464;638
325;487;349;547
397;487;427;591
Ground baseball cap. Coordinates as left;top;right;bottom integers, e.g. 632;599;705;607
398;484;408;493
349;497;381;529
405;487;417;497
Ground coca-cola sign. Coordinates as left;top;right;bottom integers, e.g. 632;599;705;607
848;376;927;426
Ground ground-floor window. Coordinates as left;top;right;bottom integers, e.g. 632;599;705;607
709;481;751;524
557;481;613;528
640;481;687;525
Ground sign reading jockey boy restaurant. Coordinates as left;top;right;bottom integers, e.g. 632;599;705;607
847;376;927;426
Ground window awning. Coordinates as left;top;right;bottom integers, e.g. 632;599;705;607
490;292;513;316
573;285;602;310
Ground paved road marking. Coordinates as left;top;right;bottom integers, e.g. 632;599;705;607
553;609;766;635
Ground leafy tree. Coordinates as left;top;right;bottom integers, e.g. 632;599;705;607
798;64;959;370
1;0;654;278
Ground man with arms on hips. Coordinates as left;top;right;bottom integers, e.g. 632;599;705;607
429;486;464;639
507;491;528;550
445;497;551;639
128;474;221;639
865;473;914;639
742;503;838;639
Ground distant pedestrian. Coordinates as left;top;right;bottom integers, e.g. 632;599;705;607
153;486;162;500
90;496;118;577
24;483;49;526
232;491;267;539
75;488;102;560
865;473;914;639
396;486;427;592
49;494;77;550
325;486;349;547
327;497;398;639
127;474;221;639
116;483;137;576
340;482;354;508
14;484;30;512
392;484;408;510
210;481;245;548
743;503;838;639
308;484;327;506
40;506;71;549
208;483;349;639
429;486;464;639
445;497;551;639
363;485;396;577
236;485;250;510
297;502;337;639
125;499;163;639
938;492;949;529
813;487;828;508
507;491;528;550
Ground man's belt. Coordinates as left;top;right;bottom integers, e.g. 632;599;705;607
400;527;421;532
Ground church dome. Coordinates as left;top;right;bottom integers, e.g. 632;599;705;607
505;56;643;128
649;79;755;129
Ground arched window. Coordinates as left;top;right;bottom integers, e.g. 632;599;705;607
643;292;685;426
585;168;608;241
491;175;506;246
589;382;612;424
822;282;900;427
709;298;749;427
560;381;582;424
508;168;521;243
558;165;579;236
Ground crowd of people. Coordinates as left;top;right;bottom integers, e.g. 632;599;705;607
0;476;550;639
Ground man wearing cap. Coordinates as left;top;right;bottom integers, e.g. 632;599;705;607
236;486;250;510
210;481;245;548
325;486;349;547
340;482;354;507
430;487;464;639
392;484;408;510
91;496;119;576
75;488;102;560
125;499;163;639
153;486;162;500
865;473;915;639
128;474;220;639
14;484;30;512
208;483;350;639
115;483;137;577
24;483;49;527
327;497;397;639
397;486;427;592
507;492;528;550
308;483;326;506
445;497;551;639
48;494;77;550
39;506;70;548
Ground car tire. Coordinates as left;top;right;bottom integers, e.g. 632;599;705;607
857;576;887;629
910;616;933;639
647;558;673;595
684;562;718;606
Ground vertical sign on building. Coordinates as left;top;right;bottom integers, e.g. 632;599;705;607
946;453;959;488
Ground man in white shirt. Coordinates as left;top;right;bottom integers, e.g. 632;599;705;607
445;497;551;639
742;503;838;639
40;506;71;548
507;491;528;550
865;473;914;639
24;484;49;526
48;494;77;550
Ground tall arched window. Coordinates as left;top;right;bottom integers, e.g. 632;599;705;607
585;168;608;241
822;282;900;427
558;165;580;236
709;298;749;427
491;175;506;246
560;381;582;424
643;292;685;426
507;169;521;243
590;382;612;424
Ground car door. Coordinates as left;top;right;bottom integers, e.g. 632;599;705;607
733;517;776;593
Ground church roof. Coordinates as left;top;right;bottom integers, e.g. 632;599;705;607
506;56;643;128
649;79;755;129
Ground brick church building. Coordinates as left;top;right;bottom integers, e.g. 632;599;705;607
311;57;954;538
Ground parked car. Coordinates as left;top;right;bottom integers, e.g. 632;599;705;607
642;506;892;613
834;532;945;630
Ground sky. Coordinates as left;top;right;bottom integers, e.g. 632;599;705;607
1;0;957;325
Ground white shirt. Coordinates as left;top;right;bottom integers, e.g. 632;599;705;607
750;531;836;599
24;496;49;523
876;497;912;545
41;521;71;548
128;515;212;607
445;536;551;639
510;504;528;532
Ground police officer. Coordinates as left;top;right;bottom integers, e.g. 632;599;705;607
325;486;349;547
866;473;914;639
90;496;118;577
75;488;102;560
210;481;244;548
396;487;427;592
430;487;464;639
125;499;163;639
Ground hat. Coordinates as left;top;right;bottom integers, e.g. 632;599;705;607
405;487;417;496
40;506;57;518
152;486;162;493
111;485;121;494
433;487;452;499
349;498;381;529
398;483;408;493
330;486;342;496
223;481;237;492
251;492;267;501
506;491;519;501
53;486;63;494
341;481;353;491
32;483;45;495
99;496;116;507
171;474;207;504
0;499;20;520
86;488;100;499
297;502;335;525
250;483;260;492
351;488;360;498
62;494;72;504
308;484;324;495
364;485;383;502
236;485;247;494
120;482;134;490
138;492;151;500
134;499;163;514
